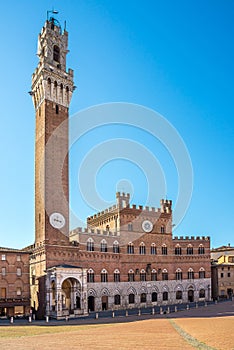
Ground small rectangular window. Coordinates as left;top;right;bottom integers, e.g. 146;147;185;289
17;255;21;262
221;273;224;278
2;267;6;276
227;272;231;277
56;104;59;114
16;287;22;296
1;254;6;261
17;268;22;277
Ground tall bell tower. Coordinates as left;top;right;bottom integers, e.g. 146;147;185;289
31;16;74;246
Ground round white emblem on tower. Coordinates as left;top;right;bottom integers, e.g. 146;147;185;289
142;220;153;233
49;212;65;229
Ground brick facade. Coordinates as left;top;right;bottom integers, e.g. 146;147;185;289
0;248;31;317
29;18;211;319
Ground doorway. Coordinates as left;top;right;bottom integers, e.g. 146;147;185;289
102;295;108;310
188;289;194;302
88;296;95;312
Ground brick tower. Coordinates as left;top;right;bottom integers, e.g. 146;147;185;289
32;16;73;246
30;15;74;317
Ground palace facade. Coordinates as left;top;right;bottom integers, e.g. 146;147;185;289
1;16;211;319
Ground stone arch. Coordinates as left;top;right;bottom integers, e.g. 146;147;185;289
151;285;159;293
140;286;147;294
174;284;184;292
101;287;110;296
114;288;122;296
187;284;195;302
60;276;81;287
127;286;137;295
88;288;97;297
197;283;205;291
186;283;196;291
61;277;81;311
162;284;169;292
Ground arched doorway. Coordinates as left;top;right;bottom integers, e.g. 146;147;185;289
62;279;72;310
188;289;194;302
61;278;81;313
51;281;56;311
102;295;108;310
88;296;95;312
129;293;135;304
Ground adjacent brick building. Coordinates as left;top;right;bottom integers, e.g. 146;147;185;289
0;247;31;317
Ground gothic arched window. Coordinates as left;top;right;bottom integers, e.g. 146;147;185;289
87;268;95;283
53;45;60;62
101;269;108;282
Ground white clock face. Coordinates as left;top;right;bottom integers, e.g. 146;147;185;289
49;212;65;229
142;220;153;233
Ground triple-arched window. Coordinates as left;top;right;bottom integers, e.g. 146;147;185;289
101;269;108;282
162;269;168;280
162;244;167;255
188;268;194;280
128;269;135;282
139;242;146;255
187;244;193;255
127;242;134;254
151;269;157;281
113;241;120;253
100;239;107;252
140;269;146;281
87;238;94;252
87;268;95;283
198;244;205;255
151;243;157;255
175;244;182;255
199;267;205;279
114;269;120;282
175;268;183;281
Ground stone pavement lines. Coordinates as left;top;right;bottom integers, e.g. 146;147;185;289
169;319;217;350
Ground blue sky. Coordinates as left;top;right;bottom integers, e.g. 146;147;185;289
0;0;233;249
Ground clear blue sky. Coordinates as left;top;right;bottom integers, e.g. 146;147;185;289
0;0;233;249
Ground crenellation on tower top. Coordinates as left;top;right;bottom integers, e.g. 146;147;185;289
116;192;130;209
160;199;172;213
31;17;74;110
